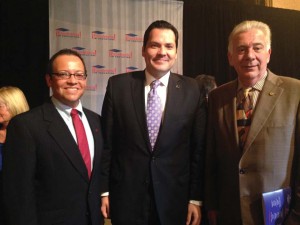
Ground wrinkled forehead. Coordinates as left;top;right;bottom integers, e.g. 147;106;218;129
233;29;268;46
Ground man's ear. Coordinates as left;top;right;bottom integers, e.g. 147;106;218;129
267;48;272;63
142;46;145;58
227;52;233;66
45;74;52;88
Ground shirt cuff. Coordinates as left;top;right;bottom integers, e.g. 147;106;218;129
101;192;109;197
189;200;202;206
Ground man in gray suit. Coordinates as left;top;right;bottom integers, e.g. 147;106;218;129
205;20;300;225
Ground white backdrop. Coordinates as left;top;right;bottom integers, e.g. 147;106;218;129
49;0;183;114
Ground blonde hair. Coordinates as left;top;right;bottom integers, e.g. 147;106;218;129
228;20;271;53
0;86;29;117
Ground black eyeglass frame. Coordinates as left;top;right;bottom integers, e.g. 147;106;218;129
51;72;87;80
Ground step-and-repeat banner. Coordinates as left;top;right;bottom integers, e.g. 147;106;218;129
49;0;183;114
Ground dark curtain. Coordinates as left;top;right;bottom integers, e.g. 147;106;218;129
183;0;300;86
1;1;300;107
0;0;49;108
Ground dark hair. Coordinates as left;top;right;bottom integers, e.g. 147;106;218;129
195;74;217;99
46;48;87;75
143;20;179;48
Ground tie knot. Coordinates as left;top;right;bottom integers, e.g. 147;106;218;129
243;87;252;98
150;80;161;90
71;109;79;117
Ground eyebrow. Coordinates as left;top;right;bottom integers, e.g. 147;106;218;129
238;43;264;47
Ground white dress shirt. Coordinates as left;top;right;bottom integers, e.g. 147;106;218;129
51;97;94;169
144;70;170;120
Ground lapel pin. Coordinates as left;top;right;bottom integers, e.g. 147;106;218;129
176;83;180;89
269;92;275;96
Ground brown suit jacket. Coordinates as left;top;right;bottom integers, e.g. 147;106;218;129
205;71;300;225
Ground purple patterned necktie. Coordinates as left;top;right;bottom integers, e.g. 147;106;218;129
147;80;162;150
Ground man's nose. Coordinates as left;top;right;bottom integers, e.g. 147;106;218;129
67;74;78;82
245;48;255;60
158;46;167;55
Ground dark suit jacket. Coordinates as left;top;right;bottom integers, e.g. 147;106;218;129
205;71;300;225
3;101;104;225
100;71;206;225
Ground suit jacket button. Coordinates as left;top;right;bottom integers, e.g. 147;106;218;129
152;156;156;161
239;168;246;174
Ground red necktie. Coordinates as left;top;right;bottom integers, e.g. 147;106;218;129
71;109;91;178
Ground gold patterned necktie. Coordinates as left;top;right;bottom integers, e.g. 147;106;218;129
237;88;253;150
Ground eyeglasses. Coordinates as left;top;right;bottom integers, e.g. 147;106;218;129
52;72;87;80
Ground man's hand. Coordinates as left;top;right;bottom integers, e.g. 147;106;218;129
101;196;110;219
186;203;201;225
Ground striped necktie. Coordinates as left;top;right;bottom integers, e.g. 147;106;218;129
237;88;253;150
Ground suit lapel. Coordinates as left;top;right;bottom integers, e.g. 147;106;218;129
84;109;102;180
154;73;182;150
223;81;240;148
131;71;151;150
243;72;284;152
161;73;181;127
42;102;90;182
220;80;239;147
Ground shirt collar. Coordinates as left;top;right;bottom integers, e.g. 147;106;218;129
145;70;170;87
237;71;268;92
51;96;84;117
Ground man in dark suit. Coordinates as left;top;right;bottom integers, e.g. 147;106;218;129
3;49;104;225
205;20;300;225
100;20;206;225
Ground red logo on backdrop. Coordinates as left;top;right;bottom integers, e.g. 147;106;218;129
85;84;98;91
91;31;116;40
125;33;143;42
126;66;139;72
72;47;96;56
56;28;81;38
109;49;132;58
92;65;116;75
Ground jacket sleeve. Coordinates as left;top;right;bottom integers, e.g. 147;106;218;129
99;77;113;193
189;84;207;201
3;116;39;225
284;101;300;225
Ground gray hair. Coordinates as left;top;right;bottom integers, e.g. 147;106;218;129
228;20;271;53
